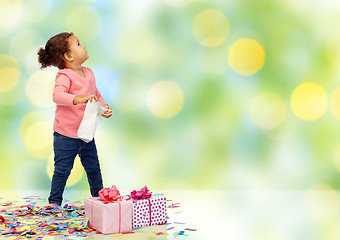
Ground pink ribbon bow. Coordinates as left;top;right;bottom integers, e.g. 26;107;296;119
131;186;152;200
98;185;121;202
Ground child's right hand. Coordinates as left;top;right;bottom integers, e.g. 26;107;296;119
73;95;98;105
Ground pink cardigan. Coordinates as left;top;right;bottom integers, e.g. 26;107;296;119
53;67;107;138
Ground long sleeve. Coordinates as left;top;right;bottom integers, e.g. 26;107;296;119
53;74;76;106
95;87;107;106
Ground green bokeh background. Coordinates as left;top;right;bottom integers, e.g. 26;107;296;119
1;0;340;192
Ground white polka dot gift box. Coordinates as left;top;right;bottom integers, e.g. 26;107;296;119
84;186;132;234
129;186;167;228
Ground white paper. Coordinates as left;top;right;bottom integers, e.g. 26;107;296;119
77;100;105;143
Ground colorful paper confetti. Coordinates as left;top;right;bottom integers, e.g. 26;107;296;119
0;195;197;239
0;198;97;239
184;228;197;231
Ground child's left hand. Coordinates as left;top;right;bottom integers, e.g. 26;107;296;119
102;104;113;118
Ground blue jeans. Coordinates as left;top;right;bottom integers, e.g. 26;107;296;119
48;132;103;205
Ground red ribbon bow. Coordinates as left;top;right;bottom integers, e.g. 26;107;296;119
98;185;121;202
131;186;152;200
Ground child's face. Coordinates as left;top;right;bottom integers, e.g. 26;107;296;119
67;35;89;64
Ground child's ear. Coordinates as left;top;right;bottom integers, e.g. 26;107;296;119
64;52;73;62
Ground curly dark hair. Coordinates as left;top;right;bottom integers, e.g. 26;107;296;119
37;32;73;70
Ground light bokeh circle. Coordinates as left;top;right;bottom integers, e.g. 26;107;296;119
19;111;53;159
330;87;340;120
192;9;230;47
24;121;53;159
147;80;184;119
24;121;51;149
228;38;265;76
0;54;18;68
47;154;84;187
26;70;56;108
290;82;328;121
65;6;102;43
248;92;287;130
0;0;22;30
304;184;340;221
0;54;20;93
0;68;20;93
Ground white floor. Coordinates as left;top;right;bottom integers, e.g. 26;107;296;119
1;189;340;239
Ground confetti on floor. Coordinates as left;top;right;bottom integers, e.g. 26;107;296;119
0;198;97;239
0;195;197;239
167;203;180;209
152;231;169;235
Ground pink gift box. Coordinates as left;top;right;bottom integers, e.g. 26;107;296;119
85;197;132;234
131;195;167;228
